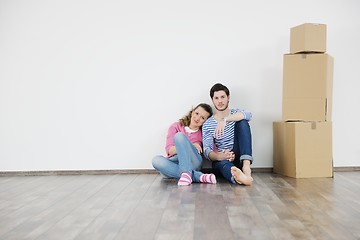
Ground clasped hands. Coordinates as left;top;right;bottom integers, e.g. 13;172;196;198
219;149;235;162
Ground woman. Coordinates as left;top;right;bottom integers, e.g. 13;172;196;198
152;103;217;186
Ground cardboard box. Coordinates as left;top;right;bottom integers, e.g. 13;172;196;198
282;53;333;121
273;121;333;178
290;23;327;54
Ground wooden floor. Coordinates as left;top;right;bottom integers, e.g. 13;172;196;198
0;172;360;240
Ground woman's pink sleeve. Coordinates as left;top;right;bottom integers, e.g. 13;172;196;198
165;122;179;156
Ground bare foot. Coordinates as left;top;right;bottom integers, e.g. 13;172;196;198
242;164;254;182
231;166;252;186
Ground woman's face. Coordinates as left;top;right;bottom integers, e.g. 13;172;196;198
190;106;211;129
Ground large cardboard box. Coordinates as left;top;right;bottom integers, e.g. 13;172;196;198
282;53;333;121
273;121;333;178
290;23;327;54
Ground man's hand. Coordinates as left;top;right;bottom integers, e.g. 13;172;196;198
214;120;226;139
219;149;235;162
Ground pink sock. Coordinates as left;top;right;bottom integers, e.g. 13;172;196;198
178;172;192;186
200;174;217;184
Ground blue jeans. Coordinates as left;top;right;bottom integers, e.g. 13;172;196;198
152;132;204;182
212;120;253;183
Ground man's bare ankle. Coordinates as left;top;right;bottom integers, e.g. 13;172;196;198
242;159;251;165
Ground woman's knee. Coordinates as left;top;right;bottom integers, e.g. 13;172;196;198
152;155;165;169
174;132;187;142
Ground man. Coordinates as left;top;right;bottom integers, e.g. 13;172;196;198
202;83;253;185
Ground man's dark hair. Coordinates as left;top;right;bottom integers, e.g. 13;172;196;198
210;83;230;99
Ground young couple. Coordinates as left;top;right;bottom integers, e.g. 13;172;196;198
152;83;253;186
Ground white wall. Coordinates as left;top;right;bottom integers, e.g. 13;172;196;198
1;0;359;171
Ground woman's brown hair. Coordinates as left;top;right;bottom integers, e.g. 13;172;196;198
179;103;213;127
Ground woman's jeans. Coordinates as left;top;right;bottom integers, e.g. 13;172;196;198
152;132;204;182
212;120;253;183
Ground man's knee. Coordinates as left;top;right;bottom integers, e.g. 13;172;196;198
234;120;252;139
235;119;250;131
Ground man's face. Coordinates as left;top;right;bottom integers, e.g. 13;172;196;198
212;90;229;112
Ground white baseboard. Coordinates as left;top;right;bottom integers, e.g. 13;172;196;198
0;166;359;177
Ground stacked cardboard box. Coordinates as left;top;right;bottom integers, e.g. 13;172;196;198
273;23;334;178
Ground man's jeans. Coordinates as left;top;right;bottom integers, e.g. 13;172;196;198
212;120;253;183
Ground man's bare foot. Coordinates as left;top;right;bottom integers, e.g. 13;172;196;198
242;164;254;182
231;166;252;186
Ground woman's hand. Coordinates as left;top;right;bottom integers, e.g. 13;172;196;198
168;146;176;156
193;143;202;154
